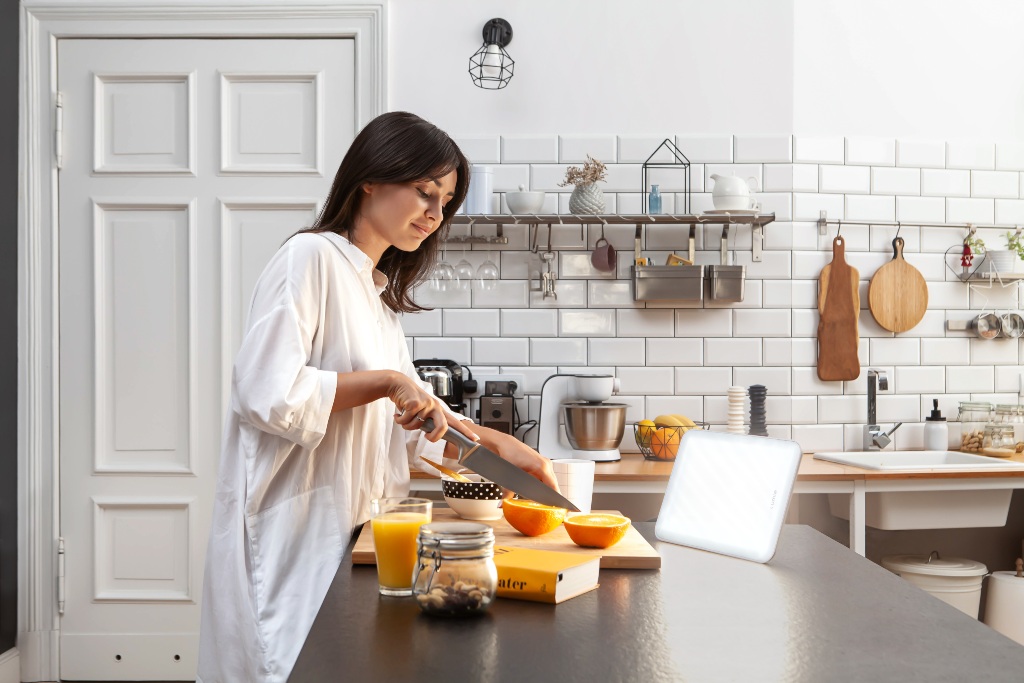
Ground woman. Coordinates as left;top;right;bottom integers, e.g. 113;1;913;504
197;112;557;683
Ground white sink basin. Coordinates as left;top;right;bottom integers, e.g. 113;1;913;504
814;450;1023;530
813;450;1024;471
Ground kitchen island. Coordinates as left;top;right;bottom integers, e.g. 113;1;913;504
412;452;1024;556
291;523;1024;682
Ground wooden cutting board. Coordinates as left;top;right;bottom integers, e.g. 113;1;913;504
352;508;661;569
817;236;861;381
868;237;928;333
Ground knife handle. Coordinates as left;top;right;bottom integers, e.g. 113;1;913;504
420;418;477;460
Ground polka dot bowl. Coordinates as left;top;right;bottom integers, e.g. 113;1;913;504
441;474;504;521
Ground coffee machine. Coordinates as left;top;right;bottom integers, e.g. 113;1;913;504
413;359;476;414
537;374;626;462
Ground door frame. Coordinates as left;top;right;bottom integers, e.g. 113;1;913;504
17;2;385;679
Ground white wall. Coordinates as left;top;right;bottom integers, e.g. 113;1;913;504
389;0;795;135
793;0;1024;140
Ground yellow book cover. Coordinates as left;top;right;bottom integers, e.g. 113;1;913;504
492;545;600;604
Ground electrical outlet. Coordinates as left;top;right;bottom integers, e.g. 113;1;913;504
464;373;526;399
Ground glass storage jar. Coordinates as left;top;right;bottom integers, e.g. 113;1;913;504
412;521;497;617
957;401;993;452
983;424;1015;450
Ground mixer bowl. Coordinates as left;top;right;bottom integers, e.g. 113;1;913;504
563;403;627;450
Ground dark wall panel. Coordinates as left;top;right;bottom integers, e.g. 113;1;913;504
1;0;19;654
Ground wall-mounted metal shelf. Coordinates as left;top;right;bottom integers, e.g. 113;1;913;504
449;212;776;260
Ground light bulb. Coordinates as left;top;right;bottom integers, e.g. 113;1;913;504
481;43;503;79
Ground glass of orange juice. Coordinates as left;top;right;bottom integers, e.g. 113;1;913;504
370;497;432;596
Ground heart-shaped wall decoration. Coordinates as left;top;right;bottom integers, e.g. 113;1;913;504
944;244;987;282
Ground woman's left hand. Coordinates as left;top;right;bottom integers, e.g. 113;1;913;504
470;427;559;492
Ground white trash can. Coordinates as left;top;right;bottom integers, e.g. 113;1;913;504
983;570;1024;645
882;552;988;618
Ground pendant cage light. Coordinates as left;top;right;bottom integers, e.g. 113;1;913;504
469;18;514;90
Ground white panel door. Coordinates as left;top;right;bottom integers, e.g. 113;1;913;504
58;38;354;681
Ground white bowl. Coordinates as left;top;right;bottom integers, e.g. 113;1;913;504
505;191;545;214
441;474;504;520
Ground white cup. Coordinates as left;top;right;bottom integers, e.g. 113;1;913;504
551;459;596;514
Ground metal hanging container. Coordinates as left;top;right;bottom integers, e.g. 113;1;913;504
705;224;745;302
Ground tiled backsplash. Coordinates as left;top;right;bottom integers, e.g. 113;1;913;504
402;134;1024;453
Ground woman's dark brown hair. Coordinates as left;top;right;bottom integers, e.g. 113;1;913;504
306;111;469;313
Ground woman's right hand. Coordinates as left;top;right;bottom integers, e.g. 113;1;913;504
387;371;478;443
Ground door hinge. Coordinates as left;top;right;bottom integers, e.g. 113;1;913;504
57;537;65;615
55;91;64;170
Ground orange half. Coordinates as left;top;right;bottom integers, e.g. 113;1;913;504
563;513;631;549
502;498;567;536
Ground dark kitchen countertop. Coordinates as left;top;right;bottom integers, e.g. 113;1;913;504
291;523;1024;682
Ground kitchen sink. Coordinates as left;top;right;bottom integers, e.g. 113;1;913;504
813;450;1024;471
814;450;1024;530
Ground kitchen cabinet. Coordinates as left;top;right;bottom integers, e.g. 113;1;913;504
291;524;1024;681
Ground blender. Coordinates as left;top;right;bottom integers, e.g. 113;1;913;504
537;374;626;462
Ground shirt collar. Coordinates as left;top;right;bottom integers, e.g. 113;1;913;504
320;231;389;294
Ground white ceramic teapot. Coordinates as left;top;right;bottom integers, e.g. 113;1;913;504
710;173;759;210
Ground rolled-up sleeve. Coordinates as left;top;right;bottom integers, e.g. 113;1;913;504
231;239;337;450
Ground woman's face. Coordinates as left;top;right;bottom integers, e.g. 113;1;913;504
353;170;458;261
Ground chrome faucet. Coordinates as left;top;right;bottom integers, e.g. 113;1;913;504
864;369;902;450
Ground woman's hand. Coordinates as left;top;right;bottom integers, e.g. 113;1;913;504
388;371;478;443
473;426;560;492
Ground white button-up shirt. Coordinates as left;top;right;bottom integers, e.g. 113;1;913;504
198;231;447;683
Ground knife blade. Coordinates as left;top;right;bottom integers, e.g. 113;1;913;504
421;418;580;512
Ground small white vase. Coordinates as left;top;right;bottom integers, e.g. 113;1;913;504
569;183;606;214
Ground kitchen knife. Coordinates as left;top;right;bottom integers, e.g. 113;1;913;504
421;418;580;512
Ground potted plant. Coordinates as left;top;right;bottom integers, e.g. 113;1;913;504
559;155;608;214
985;234;1016;275
1004;231;1024;272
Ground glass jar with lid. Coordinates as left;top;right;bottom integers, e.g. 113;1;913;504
413;521;497;617
957;401;993;452
983;423;1015;451
994;404;1020;424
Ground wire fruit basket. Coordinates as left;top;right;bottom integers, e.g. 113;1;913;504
632;421;710;461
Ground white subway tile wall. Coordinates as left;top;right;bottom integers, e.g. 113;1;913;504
406;135;1024;452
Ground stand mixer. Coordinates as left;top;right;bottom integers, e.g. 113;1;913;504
537;374;626;462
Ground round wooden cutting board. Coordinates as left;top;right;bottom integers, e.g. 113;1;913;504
868;237;928;333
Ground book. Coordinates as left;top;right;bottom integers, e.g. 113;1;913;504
492;545;600;604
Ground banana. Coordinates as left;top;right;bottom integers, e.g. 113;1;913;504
653;414;683;427
672;414;696;428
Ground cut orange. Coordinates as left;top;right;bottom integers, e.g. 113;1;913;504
650;427;680;460
564;514;631;549
502;497;567;537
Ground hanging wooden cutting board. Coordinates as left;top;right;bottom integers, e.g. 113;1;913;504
818;236;861;381
868;237;928;333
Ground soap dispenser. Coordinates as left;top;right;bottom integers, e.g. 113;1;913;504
924;399;948;450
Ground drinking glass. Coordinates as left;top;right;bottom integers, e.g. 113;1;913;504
454;244;475;291
430;249;455;292
476;244;499;291
370;497;433;596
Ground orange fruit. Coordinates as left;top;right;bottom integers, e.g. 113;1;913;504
564;513;631;548
650;427;680;460
502;497;567;536
635;420;656;448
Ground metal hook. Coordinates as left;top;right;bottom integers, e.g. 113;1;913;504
1016;225;1022;237
836;220;842;237
895;221;902;240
